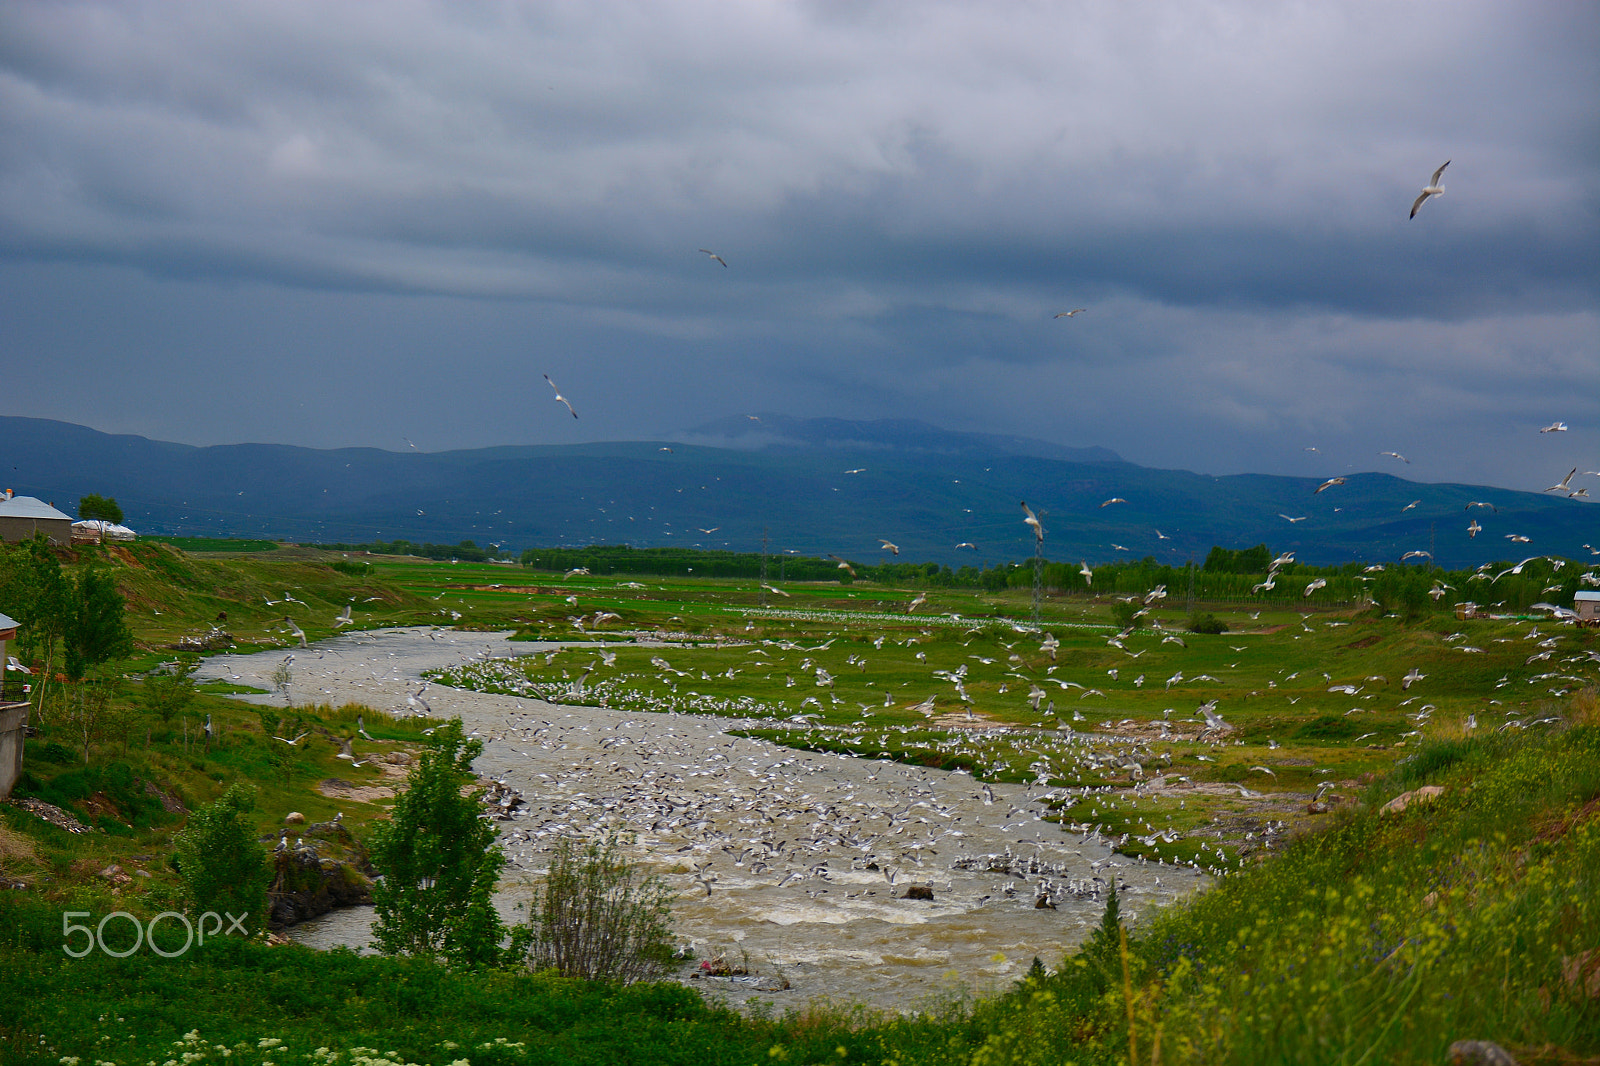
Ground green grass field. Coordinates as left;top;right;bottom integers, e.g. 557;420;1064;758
2;542;1596;1064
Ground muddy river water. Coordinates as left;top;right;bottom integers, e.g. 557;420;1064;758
198;628;1208;1012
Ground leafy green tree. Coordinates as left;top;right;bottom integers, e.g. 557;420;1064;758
172;782;271;937
66;568;133;680
509;833;676;983
0;534;74;722
370;719;506;966
77;494;124;526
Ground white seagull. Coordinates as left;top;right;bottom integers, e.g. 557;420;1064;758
1409;160;1449;219
543;374;578;419
698;248;728;268
1546;468;1577;493
1053;308;1087;318
1020;501;1044;542
1539;421;1567;433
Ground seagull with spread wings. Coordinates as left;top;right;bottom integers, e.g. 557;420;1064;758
1053;308;1087;318
698;248;728;267
542;374;578;419
1314;477;1345;494
1410;160;1450;219
1020;501;1044;542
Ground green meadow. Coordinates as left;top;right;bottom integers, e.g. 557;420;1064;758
1;538;1596;1064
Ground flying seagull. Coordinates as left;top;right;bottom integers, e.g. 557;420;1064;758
1547;468;1577;493
1020;501;1044;542
1279;514;1308;523
1409;160;1449;219
1099;497;1128;508
698;248;728;267
1053;309;1087;318
1314;477;1346;494
879;539;900;555
543;374;578;419
1539;421;1567;433
1380;452;1409;464
955;542;978;551
828;554;857;577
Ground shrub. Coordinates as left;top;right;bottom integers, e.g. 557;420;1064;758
171;782;271;936
1186;612;1229;634
141;655;199;724
1110;601;1144;631
509;833;676;983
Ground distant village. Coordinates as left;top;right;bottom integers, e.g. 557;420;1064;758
0;490;137;546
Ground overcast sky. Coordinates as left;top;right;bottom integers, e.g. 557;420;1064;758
1;1;1595;497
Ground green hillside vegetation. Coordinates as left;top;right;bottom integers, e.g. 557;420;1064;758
0;537;1596;1064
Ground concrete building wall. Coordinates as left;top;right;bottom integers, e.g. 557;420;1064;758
0;515;72;545
0;703;28;800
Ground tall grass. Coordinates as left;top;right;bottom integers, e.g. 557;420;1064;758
902;723;1600;1066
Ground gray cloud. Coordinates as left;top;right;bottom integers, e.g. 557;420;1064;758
0;0;1595;504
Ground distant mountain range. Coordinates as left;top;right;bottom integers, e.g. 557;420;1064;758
1;415;1592;569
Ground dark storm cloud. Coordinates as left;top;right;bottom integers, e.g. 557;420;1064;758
0;0;1595;497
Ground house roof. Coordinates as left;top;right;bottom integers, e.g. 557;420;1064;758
0;495;72;521
1575;591;1600;602
0;612;18;630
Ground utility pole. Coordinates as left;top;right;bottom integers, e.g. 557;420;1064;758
1033;537;1043;626
760;527;770;607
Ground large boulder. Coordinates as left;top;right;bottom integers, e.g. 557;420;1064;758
1380;785;1445;815
263;821;375;930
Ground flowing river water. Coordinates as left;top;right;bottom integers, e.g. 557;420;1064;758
198;628;1208;1012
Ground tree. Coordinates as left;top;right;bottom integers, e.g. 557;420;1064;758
77;494;124;526
0;534;74;723
66;568;133;680
142;655;199;725
172;783;271;938
508;833;676;983
370;719;506;966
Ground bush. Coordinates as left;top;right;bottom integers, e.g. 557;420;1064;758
141;655;199;724
509;833;676;983
172;782;271;936
1110;601;1144;631
1186;612;1229;634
